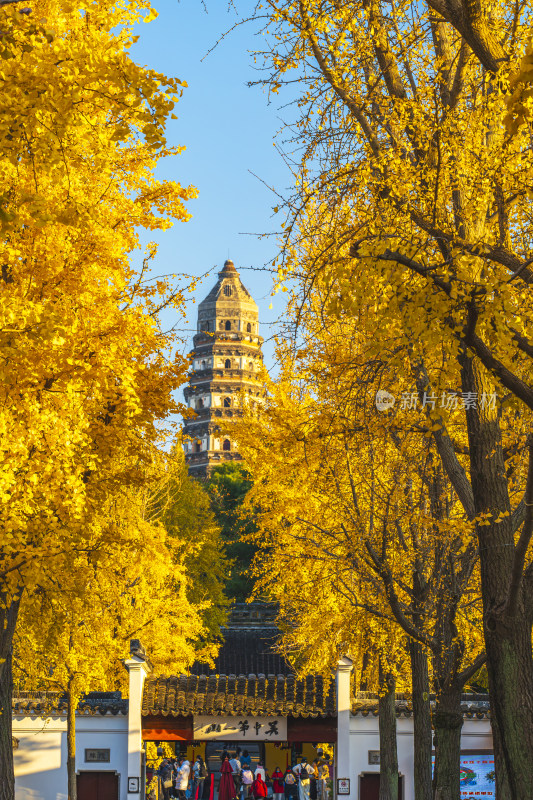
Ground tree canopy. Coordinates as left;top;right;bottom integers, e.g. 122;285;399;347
233;0;533;794
161;455;229;638
0;0;197;794
13;453;221;800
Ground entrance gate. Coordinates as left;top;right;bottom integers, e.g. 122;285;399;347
142;672;337;797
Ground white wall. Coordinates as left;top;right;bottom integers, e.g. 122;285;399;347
14;713;129;800
349;714;493;800
13;707;493;800
14;716;65;800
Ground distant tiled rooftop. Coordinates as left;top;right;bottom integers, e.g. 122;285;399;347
12;691;128;716
142;674;336;718
191;603;293;677
352;692;490;719
192;628;291;676
227;603;278;627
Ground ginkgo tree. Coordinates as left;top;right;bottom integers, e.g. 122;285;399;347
232;312;489;800
13;459;220;800
159;453;230;638
0;0;185;229
0;0;198;794
249;0;533;794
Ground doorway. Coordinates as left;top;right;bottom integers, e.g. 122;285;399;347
77;771;119;800
359;773;403;800
205;742;264;784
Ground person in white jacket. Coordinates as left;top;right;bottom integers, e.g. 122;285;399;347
175;758;191;800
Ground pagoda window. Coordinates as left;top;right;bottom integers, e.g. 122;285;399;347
223;439;231;451
223;397;231;408
195;441;201;453
225;320;232;331
223;285;232;297
249;361;254;371
198;397;204;409
225;359;231;369
247;323;252;333
201;360;206;369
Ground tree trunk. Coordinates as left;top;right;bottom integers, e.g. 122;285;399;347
483;617;532;800
379;671;398;800
0;594;20;800
359;649;371;692
461;356;533;798
0;650;15;800
409;641;432;800
67;677;78;800
432;687;462;800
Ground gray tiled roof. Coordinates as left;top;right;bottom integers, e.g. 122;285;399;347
142;674;336;718
352;693;490;719
12;691;128;716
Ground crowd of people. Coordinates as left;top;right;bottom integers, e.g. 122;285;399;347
152;748;330;800
155;754;208;800
218;748;330;800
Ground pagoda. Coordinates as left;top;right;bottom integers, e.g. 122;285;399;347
183;259;264;477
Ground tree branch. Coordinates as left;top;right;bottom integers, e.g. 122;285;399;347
298;0;382;158
466;328;533;411
456;650;487;686
364;538;436;650
431;426;476;519
425;0;506;73
413;360;476;519
511;497;526;534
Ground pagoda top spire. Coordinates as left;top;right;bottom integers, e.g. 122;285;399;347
198;259;256;312
220;258;237;274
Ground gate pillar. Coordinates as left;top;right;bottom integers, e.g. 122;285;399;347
336;655;354;800
124;641;152;799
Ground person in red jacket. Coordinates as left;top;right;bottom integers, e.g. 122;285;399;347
271;767;284;800
251;776;268;800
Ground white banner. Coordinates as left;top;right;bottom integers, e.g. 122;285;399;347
193;715;287;741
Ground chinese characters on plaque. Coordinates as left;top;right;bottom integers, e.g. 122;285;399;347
193;716;287;741
84;748;110;763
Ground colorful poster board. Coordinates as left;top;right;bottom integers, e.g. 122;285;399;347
432;754;495;798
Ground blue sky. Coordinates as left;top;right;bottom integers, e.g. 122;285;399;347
131;0;294;370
